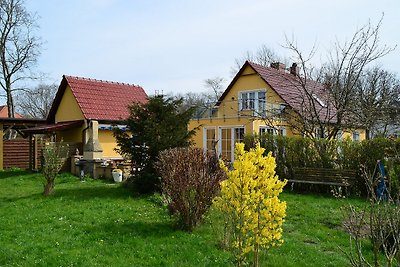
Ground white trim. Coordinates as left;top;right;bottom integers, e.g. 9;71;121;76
259;125;287;136
203;126;217;152
238;89;267;112
217;125;245;162
353;131;360;141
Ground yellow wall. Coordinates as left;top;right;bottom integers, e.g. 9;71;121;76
189;65;290;150
342;128;366;141
55;85;85;123
190;118;253;148
216;65;285;118
54;85;122;154
98;130;122;158
56;125;86;143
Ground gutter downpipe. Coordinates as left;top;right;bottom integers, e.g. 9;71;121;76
81;119;91;149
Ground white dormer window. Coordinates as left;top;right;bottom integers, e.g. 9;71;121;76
312;93;327;108
239;90;266;113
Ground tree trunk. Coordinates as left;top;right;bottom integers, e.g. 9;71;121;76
253;243;259;267
3;85;17;139
43;180;55;196
6;84;15;118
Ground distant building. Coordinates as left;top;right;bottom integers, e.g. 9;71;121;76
0;105;23;118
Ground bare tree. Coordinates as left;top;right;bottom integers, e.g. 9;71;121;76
16;83;57;118
231;45;283;76
0;0;41;118
204;76;225;102
284;16;395;140
175;77;225;118
343;163;400;267
352;67;400;139
173;92;209;115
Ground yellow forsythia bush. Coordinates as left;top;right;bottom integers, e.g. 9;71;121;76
214;143;287;266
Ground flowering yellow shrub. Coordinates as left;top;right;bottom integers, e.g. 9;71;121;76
214;143;287;266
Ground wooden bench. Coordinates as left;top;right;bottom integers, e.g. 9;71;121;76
288;167;357;193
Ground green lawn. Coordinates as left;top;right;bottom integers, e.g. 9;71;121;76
0;170;369;266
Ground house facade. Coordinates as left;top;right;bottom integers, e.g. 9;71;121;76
189;61;365;162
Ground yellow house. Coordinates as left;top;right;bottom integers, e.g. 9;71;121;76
25;75;148;161
189;61;365;162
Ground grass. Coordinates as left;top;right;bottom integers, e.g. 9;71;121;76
0;170;370;266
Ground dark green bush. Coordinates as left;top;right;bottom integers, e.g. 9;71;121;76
114;95;195;194
126;169;160;195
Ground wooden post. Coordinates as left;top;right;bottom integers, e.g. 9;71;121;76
0;123;3;170
29;135;33;171
33;135;38;170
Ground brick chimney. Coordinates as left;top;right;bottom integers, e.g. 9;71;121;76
290;63;299;76
270;62;286;72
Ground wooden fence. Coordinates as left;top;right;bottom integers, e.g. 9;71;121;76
3;139;82;171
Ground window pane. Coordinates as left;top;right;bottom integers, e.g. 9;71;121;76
257;91;266;113
220;128;232;161
234;127;244;143
353;131;360;141
206;128;216;152
260;127;274;136
240;93;248;110
249;92;255;110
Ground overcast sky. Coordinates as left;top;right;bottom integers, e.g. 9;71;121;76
25;0;399;96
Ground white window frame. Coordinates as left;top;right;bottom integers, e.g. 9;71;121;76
203;127;217;153
353;131;360;141
238;89;266;113
218;126;245;162
259;126;287;136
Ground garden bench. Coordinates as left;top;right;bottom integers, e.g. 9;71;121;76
288;167;358;193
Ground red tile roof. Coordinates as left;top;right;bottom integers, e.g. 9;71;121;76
48;75;148;122
218;61;336;123
0;105;23;118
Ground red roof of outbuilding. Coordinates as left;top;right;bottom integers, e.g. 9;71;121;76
48;75;148;123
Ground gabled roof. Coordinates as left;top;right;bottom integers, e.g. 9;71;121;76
218;61;336;122
48;75;148;123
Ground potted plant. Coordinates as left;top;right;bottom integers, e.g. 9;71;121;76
112;168;123;182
